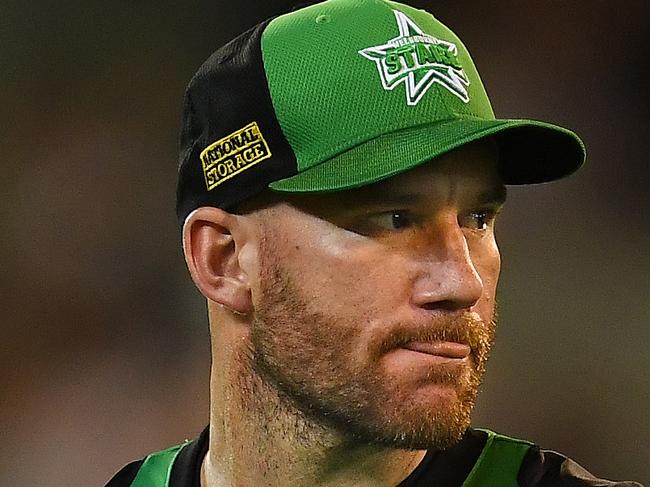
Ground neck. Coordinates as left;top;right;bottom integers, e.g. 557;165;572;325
202;329;426;487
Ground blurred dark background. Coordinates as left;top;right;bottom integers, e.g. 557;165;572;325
1;1;648;485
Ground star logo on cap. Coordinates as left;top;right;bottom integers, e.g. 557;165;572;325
359;10;470;106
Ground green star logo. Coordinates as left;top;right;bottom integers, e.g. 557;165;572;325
359;10;470;106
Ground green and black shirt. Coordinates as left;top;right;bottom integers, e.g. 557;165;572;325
106;427;642;487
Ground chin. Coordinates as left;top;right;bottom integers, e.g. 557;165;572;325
346;390;475;451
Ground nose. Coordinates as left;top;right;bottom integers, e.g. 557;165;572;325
410;215;484;312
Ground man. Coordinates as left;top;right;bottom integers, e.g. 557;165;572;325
107;0;643;486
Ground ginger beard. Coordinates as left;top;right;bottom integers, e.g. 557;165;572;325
244;227;497;452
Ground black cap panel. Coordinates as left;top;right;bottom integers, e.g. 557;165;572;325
176;19;298;225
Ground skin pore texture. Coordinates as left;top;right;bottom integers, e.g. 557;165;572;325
183;140;506;487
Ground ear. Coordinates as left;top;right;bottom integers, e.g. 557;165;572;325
182;207;253;315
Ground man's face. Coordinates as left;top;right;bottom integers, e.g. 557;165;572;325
247;140;505;451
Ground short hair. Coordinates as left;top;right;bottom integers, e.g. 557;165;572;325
229;189;287;215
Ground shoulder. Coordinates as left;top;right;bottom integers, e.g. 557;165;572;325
103;427;209;487
104;459;145;487
517;442;644;487
471;428;643;487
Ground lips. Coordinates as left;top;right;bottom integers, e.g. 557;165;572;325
401;341;471;359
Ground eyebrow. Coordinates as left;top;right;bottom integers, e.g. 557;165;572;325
352;184;508;208
477;185;508;207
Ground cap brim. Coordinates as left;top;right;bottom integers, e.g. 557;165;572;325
268;118;586;192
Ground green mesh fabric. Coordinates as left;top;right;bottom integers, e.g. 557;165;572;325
261;0;494;169
260;0;585;191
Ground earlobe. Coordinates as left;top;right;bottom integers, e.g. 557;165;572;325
182;207;253;315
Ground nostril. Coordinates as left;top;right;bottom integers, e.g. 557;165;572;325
419;300;470;311
420;301;438;311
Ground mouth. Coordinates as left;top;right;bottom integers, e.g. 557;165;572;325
400;341;471;359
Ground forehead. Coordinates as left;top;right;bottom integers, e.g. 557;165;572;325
278;139;504;216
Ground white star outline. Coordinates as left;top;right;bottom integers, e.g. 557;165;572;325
358;10;470;106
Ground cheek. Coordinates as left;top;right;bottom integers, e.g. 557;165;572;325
281;228;412;318
471;235;501;303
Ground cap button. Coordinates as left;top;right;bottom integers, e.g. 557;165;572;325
315;14;331;24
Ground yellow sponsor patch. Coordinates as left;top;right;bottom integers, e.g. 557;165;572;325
200;121;272;191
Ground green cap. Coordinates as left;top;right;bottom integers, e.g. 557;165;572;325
176;0;585;222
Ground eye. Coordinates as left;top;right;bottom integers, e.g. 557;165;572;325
363;209;415;232
459;209;498;231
